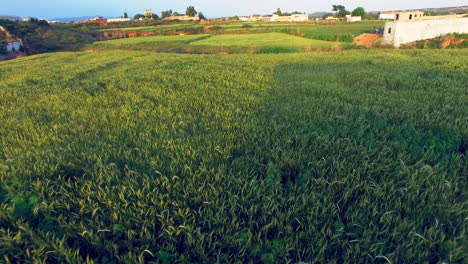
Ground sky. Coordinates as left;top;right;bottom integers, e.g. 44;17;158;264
1;0;467;19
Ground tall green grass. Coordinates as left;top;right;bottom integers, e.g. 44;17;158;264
0;49;466;263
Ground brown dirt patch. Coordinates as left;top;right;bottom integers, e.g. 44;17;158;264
441;36;465;48
353;33;381;48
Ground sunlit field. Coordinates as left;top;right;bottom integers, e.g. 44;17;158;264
190;32;338;49
0;49;466;263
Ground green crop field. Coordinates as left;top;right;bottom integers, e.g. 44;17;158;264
190;33;338;50
96;21;384;43
84;33;343;54
0;49;467;263
98;24;201;32
86;34;210;50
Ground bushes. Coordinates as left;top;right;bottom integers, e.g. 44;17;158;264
0;20;95;54
255;46;300;54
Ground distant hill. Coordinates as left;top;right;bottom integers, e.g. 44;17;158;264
51;16;97;23
0;15;22;22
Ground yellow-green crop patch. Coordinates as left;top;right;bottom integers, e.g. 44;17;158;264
190;32;338;50
84;34;210;49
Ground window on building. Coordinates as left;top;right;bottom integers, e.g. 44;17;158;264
388;28;392;34
409;14;413;20
396;14;399;20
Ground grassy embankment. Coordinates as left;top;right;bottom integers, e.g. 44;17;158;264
0;49;467;263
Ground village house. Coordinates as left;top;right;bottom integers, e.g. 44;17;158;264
383;12;468;47
107;18;131;23
343;15;362;23
164;15;199;21
0;26;23;53
90;17;107;22
144;10;153;17
5;40;23;52
291;14;309;22
271;14;292;22
393;11;425;21
249;15;264;21
379;11;397;20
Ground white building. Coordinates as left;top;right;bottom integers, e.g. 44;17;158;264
379;12;397;20
144;10;153;17
270;14;309;22
343;15;362;22
239;17;250;21
164;15;199;21
107;18;131;23
291;14;309;22
5;41;23;52
383;15;468;47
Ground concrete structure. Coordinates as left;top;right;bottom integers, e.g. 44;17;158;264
107;18;131;23
164;15;199;21
144;10;153;17
291;14;309;22
90;17;107;22
271;14;292;22
383;15;468;47
325;16;338;20
239;17;249;21
379;12;397;20
0;15;22;22
270;14;309;22
5;40;23;52
393;11;424;21
343;15;362;23
249;15;263;21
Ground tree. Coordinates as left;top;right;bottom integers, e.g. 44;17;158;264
161;10;173;18
186;6;198;17
352;7;367;18
173;12;181;16
332;5;350;17
124;12;128;18
292;11;303;14
134;14;145;20
198;12;206;20
274;8;282;16
150;13;159;20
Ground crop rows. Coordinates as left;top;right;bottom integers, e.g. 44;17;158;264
0;49;467;263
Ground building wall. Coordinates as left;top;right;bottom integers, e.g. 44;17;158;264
384;17;468;47
379;13;396;20
6;41;23;52
107;18;131;23
394;11;425;21
291;14;309;22
164;16;199;21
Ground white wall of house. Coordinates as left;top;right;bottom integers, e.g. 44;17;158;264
6;41;23;52
384;17;468;47
107;18;131;23
379;13;396;20
291;14;309;22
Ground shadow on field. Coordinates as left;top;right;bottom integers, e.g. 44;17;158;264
225;56;467;262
